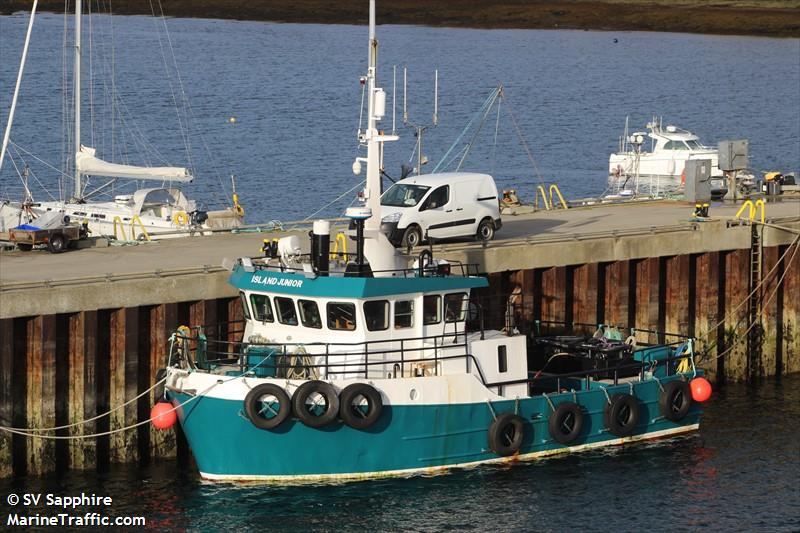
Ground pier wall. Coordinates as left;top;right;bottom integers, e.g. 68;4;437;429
1;224;798;477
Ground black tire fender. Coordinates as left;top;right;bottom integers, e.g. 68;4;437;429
487;412;525;456
292;380;339;429
244;383;291;430
659;380;692;422
604;393;640;437
548;401;584;444
338;383;383;430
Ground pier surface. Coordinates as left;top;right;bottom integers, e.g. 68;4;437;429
1;199;798;318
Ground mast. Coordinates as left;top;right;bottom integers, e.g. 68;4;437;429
363;0;382;234
356;0;401;275
74;0;82;199
0;0;38;175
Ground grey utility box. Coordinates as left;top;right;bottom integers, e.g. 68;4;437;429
684;159;712;203
718;139;748;171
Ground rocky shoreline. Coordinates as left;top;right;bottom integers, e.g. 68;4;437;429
3;0;800;37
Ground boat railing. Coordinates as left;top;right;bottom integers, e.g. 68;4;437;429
168;329;490;383
466;290;694;345
168;320;695;393
247;254;481;278
486;349;696;392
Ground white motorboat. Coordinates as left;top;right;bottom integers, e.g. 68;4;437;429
608;118;726;195
0;2;242;241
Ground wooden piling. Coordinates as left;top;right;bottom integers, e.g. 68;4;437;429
67;311;98;471
723;249;750;381
761;246;781;376
782;242;800;374
694;252;721;379
109;308;140;464
25;315;57;475
665;255;691;344
149;303;177;460
635;258;661;345
541;266;567;329
0;319;13;477
572;263;599;333
603;260;630;329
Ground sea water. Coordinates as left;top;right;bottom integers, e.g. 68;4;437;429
0;374;798;532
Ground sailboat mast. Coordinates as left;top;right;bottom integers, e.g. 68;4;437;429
0;0;38;175
74;0;82;199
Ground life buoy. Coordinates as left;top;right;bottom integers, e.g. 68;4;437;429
487;412;525;456
339;383;383;430
292;380;340;428
604;393;640;437
244;383;291;430
659;380;691;422
548;401;584;444
173;211;189;226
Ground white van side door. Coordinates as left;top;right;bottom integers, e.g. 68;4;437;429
419;185;457;239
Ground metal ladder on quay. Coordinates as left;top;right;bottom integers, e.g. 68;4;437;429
747;223;764;379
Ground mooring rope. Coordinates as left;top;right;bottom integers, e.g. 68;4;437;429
0;377;167;433
702;235;800;362
696;233;800;343
0;378;219;441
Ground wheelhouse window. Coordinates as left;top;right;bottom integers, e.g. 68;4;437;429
394;300;414;329
423;295;441;325
298;299;322;329
239;291;251;320
381;183;430;207
420;185;449;210
364;300;389;331
274;297;298;326
250;294;273;322
664;140;689;150
445;293;468;322
328;302;356;331
685;139;702;150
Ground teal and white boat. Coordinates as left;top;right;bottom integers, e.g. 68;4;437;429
161;1;708;482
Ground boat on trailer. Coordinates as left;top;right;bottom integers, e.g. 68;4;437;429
160;1;709;482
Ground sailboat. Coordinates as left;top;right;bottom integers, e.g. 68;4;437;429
0;1;242;242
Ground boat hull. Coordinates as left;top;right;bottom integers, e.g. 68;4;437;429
169;373;701;482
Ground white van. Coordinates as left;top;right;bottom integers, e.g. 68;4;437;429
379;172;502;247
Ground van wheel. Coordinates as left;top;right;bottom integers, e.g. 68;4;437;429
476;218;494;242
401;225;422;248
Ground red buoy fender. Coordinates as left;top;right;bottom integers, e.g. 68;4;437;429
690;377;712;402
150;401;177;430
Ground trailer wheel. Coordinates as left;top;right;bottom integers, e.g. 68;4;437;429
17;243;33;252
48;233;68;253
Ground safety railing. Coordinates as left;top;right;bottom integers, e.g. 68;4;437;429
112;215;151;241
533;184;569;211
735;198;766;224
169;329;482;382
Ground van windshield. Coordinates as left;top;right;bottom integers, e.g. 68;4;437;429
381;184;431;207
